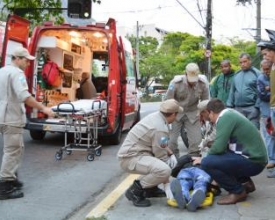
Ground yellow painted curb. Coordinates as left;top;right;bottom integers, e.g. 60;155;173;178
86;174;140;219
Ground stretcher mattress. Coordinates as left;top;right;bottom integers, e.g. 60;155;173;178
51;99;107;114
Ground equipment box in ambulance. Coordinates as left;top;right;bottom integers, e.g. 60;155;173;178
1;14;141;145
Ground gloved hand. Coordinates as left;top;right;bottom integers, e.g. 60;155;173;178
198;141;204;151
167;154;178;169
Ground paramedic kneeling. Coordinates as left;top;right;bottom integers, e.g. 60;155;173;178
117;99;183;207
201;98;267;205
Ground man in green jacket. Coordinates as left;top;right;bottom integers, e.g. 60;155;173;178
226;53;261;129
210;60;234;104
201;99;267;205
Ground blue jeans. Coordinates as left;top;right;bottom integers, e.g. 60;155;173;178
260;117;275;164
201;152;265;194
177;167;211;201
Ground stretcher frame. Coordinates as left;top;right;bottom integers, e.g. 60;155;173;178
53;102;102;161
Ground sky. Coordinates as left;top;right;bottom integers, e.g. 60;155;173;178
91;0;275;43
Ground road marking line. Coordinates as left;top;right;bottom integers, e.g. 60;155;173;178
86;174;140;219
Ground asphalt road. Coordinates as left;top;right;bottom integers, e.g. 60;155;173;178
0;102;160;220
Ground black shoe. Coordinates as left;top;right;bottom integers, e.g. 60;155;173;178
0;187;24;200
144;186;166;198
10;179;24;190
125;180;151;207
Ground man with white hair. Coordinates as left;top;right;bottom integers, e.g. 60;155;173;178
165;63;210;157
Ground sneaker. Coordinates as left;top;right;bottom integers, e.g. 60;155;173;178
186;189;205;212
267;169;275;178
170;179;186;209
0;188;24;200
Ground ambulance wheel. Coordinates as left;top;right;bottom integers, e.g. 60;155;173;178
109;124;122;145
55;151;63;160
30;130;46;140
95;148;102;156
66;149;72;155
87;154;95;161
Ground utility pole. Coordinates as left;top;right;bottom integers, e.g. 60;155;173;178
237;0;261;53
256;0;261;53
256;0;261;42
205;0;212;81
176;0;212;79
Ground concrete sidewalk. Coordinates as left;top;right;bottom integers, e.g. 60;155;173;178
85;138;275;220
101;170;275;220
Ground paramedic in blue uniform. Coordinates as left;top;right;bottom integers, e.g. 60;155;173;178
117;99;182;207
0;47;55;200
165;63;210;157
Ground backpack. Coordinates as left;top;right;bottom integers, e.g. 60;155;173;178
42;61;61;87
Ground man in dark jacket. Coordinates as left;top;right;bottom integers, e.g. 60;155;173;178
226;53;261;129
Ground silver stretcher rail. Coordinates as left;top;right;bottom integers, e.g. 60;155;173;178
53;102;102;161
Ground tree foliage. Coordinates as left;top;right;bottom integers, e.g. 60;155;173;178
1;0;64;26
128;32;257;86
1;0;101;28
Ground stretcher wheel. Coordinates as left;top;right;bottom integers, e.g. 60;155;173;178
87;154;95;161
55;151;63;160
95;148;102;156
66;149;72;155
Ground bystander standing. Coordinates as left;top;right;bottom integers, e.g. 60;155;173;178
227;53;261;129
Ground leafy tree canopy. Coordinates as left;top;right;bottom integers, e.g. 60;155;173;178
128;32;257;87
1;0;101;28
1;0;64;26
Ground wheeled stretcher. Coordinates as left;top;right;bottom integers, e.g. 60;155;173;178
52;99;106;161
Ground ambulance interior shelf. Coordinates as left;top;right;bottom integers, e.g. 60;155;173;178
36;49;82;103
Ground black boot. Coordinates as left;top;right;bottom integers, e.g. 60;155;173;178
0;181;24;200
10;179;24;190
144;186;166;198
125;180;151;207
14;172;24;189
